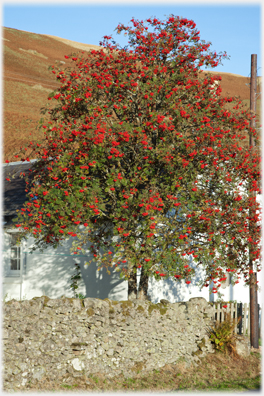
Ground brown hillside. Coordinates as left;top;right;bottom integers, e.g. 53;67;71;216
3;27;261;161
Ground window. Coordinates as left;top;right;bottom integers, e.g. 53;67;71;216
221;273;231;289
6;233;22;276
10;234;21;271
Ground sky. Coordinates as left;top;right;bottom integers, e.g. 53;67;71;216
2;1;262;78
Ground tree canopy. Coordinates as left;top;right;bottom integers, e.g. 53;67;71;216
7;15;261;299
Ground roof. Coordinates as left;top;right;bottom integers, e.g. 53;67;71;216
3;160;36;227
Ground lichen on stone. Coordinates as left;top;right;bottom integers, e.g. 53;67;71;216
42;296;50;307
86;308;95;316
120;300;133;309
122;310;130;317
148;303;167;315
192;349;203;356
196;337;206;350
131;360;146;374
104;298;112;306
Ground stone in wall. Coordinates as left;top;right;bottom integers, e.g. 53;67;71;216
3;296;216;391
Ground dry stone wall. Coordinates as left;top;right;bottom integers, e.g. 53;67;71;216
3;296;215;391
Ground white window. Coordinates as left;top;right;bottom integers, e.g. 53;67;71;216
5;232;22;277
221;273;232;289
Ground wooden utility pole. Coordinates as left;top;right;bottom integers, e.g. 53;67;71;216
249;54;259;349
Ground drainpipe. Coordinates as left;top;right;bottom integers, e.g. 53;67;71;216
209;278;214;302
229;275;234;302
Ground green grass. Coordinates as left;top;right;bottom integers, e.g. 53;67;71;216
204;376;261;392
60;384;78;390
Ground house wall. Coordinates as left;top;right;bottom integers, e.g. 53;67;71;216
3;228;262;305
2;232;127;301
3;231;210;302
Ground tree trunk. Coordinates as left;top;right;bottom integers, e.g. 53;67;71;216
138;266;149;301
128;266;138;300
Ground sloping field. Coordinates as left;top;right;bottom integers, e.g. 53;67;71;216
3;27;261;160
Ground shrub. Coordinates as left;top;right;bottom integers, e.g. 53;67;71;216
207;313;241;356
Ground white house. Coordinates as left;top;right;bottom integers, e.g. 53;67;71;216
2;160;262;305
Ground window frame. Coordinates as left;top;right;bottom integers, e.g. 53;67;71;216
5;231;22;278
221;273;232;289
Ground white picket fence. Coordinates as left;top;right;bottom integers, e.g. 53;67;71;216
212;302;262;337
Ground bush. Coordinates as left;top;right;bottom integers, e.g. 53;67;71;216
207;313;241;356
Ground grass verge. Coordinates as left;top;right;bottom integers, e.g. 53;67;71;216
16;349;261;393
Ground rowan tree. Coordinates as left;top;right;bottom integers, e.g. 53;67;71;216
6;15;261;300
